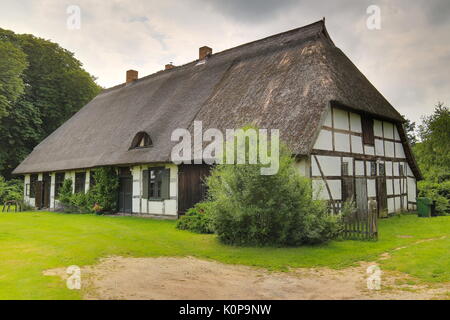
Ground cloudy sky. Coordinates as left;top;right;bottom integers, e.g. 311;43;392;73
1;0;449;123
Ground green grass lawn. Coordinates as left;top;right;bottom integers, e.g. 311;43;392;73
0;211;449;299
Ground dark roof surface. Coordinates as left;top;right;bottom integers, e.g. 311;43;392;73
14;20;414;176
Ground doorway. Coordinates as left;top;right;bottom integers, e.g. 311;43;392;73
118;168;133;213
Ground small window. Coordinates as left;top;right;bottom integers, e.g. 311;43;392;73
142;167;170;200
55;173;65;198
89;171;96;188
25;184;30;197
130;132;152;149
379;163;386;176
362;116;375;146
342;162;349;176
30;174;38;198
370;161;377;176
75;172;86;194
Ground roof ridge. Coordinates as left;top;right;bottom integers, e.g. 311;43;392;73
98;19;328;94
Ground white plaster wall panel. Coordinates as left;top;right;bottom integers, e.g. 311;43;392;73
366;161;371;176
394;179;400;195
407;178;416;202
387;178;394;195
350;113;362;133
141;198;148;213
364;145;375;155
394;127;401;141
355;160;365;176
313;130;333;150
38;173;43;181
333;108;349;130
334;132;350;152
383;121;394;139
395;143;405;158
313;156;341;176
327;180;342;200
386;161;393;176
342;157;353;175
395;197;401;212
295;158;309;177
24;174;30;203
351;135;363;154
367;179;376;197
164;200;178;216
29;198;35;207
374;120;383;137
393;162;400;176
312;179;328;200
406;163;413;177
375;139;384;156
323;107;332;127
385;141;395;157
402;196;407;210
168;164;178;200
50;173;55;209
388;198;395;213
148;201;164;214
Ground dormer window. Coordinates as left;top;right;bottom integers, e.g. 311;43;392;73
130;132;152;149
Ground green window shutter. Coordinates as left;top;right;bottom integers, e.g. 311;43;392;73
142;170;149;199
160;168;170;200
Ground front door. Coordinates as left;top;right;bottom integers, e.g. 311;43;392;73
355;177;368;216
118;174;133;213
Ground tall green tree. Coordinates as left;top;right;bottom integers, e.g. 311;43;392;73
413;102;450;182
0;28;101;179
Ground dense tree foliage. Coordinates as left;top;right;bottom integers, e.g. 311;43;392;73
0;28;101;179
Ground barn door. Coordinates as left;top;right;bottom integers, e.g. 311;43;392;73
34;181;44;209
377;177;388;218
43;173;51;208
178;164;211;215
355;178;368;215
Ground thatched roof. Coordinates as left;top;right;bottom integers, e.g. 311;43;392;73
14;20;418;178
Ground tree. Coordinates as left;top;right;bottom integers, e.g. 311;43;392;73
413;102;450;182
0;28;101;178
0;40;27;120
402;115;417;146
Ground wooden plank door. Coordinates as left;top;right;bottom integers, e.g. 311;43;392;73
118;177;133;213
35;181;44;209
342;177;355;202
355;178;368;216
377;177;388;218
178;164;211;214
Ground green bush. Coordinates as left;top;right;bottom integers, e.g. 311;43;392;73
89;167;119;213
176;202;214;234
418;180;449;215
205;135;342;246
0;176;23;203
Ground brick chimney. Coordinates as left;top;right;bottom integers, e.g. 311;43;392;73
126;70;138;84
199;46;212;60
165;63;175;70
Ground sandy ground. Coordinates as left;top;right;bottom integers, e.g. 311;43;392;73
44;255;449;300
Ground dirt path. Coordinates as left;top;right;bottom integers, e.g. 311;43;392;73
44;255;449;300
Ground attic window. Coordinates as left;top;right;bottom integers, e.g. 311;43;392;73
130;132;152;149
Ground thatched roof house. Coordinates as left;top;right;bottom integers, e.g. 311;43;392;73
14;20;421;218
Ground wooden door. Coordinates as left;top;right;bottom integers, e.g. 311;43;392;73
35;181;44;209
376;177;388;217
118;177;133;213
43;173;51;208
355;178;368;216
178;164;211;214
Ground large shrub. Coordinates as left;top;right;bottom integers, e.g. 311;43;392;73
205;139;342;246
418;180;449;215
0;176;23;203
57;167;119;214
176;202;214;234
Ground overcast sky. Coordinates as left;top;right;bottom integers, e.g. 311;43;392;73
1;0;449;123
